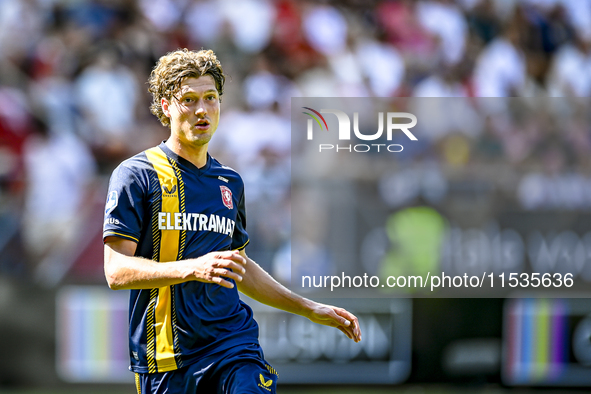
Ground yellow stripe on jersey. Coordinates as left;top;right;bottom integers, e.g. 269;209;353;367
135;373;141;394
265;363;279;376
145;146;181;373
146;147;180;262
145;288;158;373
171;160;187;261
103;231;140;243
170;161;186;368
235;239;250;251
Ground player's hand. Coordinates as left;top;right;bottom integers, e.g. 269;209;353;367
307;303;361;343
186;250;247;289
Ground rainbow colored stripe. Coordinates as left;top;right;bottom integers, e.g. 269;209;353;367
57;286;130;382
504;298;568;384
302;107;328;131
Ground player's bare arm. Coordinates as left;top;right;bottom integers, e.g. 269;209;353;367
104;237;246;290
235;249;362;343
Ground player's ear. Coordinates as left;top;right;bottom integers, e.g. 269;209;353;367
161;97;171;118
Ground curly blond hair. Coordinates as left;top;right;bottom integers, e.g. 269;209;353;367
148;48;225;127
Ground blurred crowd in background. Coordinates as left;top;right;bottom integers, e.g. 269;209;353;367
2;0;591;284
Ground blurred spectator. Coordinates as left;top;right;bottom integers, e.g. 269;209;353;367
0;89;29;276
139;0;184;32
21;117;96;260
0;0;43;61
560;0;591;42
376;0;436;63
465;0;501;44
185;1;225;46
268;0;320;77
416;0;468;66
327;38;369;97
220;0;276;53
302;4;348;57
356;37;406;97
546;35;591;96
242;56;295;111
28;33;79;137
472;19;526;96
75;46;139;147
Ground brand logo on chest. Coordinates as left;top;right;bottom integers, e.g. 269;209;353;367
162;178;177;196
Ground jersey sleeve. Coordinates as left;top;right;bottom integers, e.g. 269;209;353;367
231;189;249;250
103;162;146;243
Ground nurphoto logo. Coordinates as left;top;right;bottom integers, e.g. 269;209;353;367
302;107;418;153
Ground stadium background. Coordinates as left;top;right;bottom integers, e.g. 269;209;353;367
1;0;591;392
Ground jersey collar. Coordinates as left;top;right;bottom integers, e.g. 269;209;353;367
158;141;212;174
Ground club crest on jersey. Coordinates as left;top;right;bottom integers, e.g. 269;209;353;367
220;185;233;209
162;178;177;195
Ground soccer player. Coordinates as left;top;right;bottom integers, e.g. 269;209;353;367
103;48;361;394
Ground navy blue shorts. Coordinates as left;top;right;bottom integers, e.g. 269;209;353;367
134;344;278;394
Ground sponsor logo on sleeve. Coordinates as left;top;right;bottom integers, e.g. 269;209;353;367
105;191;118;215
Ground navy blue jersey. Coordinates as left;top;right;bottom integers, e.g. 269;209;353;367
103;142;258;374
